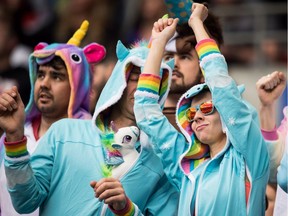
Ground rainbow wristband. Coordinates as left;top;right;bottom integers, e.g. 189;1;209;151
109;197;135;216
195;38;220;61
137;74;161;95
4;136;28;158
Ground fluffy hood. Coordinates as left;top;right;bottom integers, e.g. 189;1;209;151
176;83;246;174
25;21;106;122
93;40;173;133
92;40;173;166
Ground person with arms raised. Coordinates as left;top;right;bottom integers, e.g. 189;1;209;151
134;3;269;215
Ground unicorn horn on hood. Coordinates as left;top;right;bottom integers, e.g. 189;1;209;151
67;20;89;46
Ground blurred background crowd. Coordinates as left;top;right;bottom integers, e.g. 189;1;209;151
0;0;286;121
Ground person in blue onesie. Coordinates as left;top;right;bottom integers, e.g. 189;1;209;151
134;3;269;215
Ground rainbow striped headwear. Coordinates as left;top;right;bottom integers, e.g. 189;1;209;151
176;83;210;174
92;40;173;165
25;20;106;122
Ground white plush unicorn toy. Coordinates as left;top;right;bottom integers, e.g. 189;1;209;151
111;124;140;178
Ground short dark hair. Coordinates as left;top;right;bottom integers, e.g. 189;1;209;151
176;12;224;46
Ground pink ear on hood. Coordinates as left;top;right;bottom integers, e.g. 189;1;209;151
83;43;106;64
34;42;48;51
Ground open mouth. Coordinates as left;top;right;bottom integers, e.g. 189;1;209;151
39;91;52;99
37;92;53;104
40;94;51;99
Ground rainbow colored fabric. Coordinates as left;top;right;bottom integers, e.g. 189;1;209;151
159;71;169;103
4;137;28;158
100;129;123;166
176;39;222;174
110;197;135;216
177;94;210;173
195;38;220;61
137;74;161;95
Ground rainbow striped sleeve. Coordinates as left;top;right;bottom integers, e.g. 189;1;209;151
109;197;135;216
195;39;220;61
137;74;161;95
4;136;28;158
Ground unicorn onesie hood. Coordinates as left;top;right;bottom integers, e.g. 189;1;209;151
92;40;173;166
175;83;253;174
93;40;173;121
25;20;106;122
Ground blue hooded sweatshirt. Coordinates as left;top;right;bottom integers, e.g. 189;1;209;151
134;38;269;215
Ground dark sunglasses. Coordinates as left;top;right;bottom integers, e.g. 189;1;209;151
185;101;215;122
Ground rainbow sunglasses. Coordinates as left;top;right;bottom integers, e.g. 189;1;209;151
185;101;215;122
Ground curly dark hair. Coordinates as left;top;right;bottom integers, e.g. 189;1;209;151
176;11;224;46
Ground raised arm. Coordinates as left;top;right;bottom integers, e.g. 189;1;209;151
0;86;25;142
188;3;210;42
256;71;287;183
142;17;178;76
187;3;269;180
134;17;188;190
256;71;286;131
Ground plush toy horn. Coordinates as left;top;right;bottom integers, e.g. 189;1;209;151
110;121;118;133
67;20;89;46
